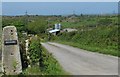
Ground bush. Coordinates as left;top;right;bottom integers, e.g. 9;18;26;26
29;37;42;65
98;18;112;26
27;36;66;75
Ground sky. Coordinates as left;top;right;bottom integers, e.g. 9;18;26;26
2;2;118;16
1;0;119;2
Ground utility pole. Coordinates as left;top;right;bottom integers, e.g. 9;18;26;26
73;10;76;16
73;10;75;15
25;11;28;26
23;11;29;32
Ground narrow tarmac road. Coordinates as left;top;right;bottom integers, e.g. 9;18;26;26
41;42;118;75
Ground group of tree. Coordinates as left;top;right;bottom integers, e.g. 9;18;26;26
2;16;48;35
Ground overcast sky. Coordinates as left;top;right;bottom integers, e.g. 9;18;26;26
2;2;118;16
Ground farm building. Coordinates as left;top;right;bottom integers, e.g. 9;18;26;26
48;23;61;35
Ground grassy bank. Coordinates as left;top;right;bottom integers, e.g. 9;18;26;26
22;37;67;75
56;41;118;57
52;25;118;57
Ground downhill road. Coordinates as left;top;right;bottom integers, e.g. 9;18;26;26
41;42;118;75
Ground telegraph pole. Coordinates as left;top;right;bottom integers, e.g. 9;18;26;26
25;11;28;26
23;11;29;32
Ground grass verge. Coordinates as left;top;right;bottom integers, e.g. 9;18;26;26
55;40;118;57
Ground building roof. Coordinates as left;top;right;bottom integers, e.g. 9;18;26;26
63;28;77;32
49;29;60;33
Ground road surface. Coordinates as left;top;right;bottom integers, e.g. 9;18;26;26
42;42;118;75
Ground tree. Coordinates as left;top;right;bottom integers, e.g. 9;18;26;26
27;19;47;34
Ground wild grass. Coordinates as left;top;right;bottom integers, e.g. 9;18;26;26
22;37;67;75
52;25;118;57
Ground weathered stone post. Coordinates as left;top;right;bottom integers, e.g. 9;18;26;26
2;26;22;75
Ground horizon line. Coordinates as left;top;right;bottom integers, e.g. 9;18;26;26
1;13;118;16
